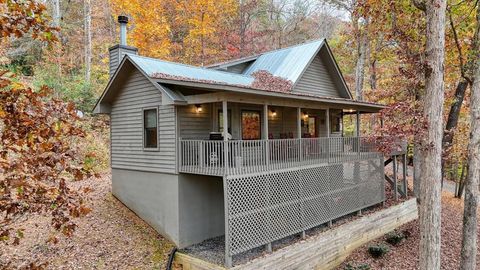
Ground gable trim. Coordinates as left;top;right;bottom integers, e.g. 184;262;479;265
93;56;181;114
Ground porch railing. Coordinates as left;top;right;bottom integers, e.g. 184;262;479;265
179;137;382;176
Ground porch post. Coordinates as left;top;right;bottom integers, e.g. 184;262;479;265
223;101;228;140
263;104;273;253
222;101;228;175
356;110;361;154
263;104;270;168
297;107;303;162
356;110;361;137
326;108;330;163
263;104;269;140
326;108;330;137
297;107;302;138
222;100;231;267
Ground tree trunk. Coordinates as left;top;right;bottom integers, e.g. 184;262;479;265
413;143;422;197
441;80;468;183
355;29;368;101
460;5;480;267
443;80;468;147
84;0;92;83
52;0;61;27
418;1;447;270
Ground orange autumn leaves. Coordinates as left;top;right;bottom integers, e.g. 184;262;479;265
108;0;237;65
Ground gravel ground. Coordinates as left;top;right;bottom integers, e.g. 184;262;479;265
0;173;174;270
181;185;408;267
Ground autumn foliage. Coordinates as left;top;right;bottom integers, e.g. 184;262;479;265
0;73;94;244
0;0;57;41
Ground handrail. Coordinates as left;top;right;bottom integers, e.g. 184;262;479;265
179;137;383;176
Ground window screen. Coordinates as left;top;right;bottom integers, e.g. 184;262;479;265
144;108;158;148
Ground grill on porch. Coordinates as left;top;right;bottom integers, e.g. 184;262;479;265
179;136;379;176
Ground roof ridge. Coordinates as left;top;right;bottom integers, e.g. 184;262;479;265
208;38;325;68
128;54;255;79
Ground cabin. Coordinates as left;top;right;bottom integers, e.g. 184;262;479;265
94;16;390;267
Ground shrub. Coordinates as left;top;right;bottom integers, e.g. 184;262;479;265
345;263;371;270
385;231;406;245
368;244;389;258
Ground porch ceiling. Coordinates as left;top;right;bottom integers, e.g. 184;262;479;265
172;88;385;113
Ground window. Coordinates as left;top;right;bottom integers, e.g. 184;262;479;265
143;108;158;149
218;109;232;133
307;117;317;137
241;110;261;140
330;110;342;133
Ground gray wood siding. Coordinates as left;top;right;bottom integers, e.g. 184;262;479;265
109;47;137;77
283;107;299;137
293;55;342;98
110;68;177;173
178;104;213;139
109;49;119;77
268;106;283;138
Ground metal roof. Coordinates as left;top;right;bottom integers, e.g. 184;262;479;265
242;39;324;82
129;55;254;87
129;39;324;87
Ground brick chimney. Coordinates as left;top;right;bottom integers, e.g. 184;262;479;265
109;15;138;78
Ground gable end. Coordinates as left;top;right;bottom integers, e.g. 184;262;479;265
293;43;351;99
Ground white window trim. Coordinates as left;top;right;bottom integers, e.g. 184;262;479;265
142;106;160;151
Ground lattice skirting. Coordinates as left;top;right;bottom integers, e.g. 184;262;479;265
223;156;384;265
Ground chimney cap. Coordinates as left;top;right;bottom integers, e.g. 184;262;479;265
118;15;128;24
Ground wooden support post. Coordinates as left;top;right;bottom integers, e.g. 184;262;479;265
297;107;303;162
222;101;228;175
356;110;360;137
263;104;269;169
326;108;330;163
393;155;398;200
403;154;407;197
326;108;330;137
301;231;306;239
266;242;272;253
297;107;302;138
356;111;361;154
328;220;333;227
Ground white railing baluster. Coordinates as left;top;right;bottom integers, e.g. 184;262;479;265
178;136;382;176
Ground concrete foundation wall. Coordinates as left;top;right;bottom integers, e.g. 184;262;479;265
112;169;180;243
178;174;225;248
112;169;225;248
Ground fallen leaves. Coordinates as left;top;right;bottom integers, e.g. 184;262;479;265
338;191;480;270
0;174;174;269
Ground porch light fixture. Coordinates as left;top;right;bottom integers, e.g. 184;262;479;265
303;112;309;119
270;109;277;117
195;104;203;113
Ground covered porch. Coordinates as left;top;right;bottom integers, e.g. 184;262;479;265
177;92;383;176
